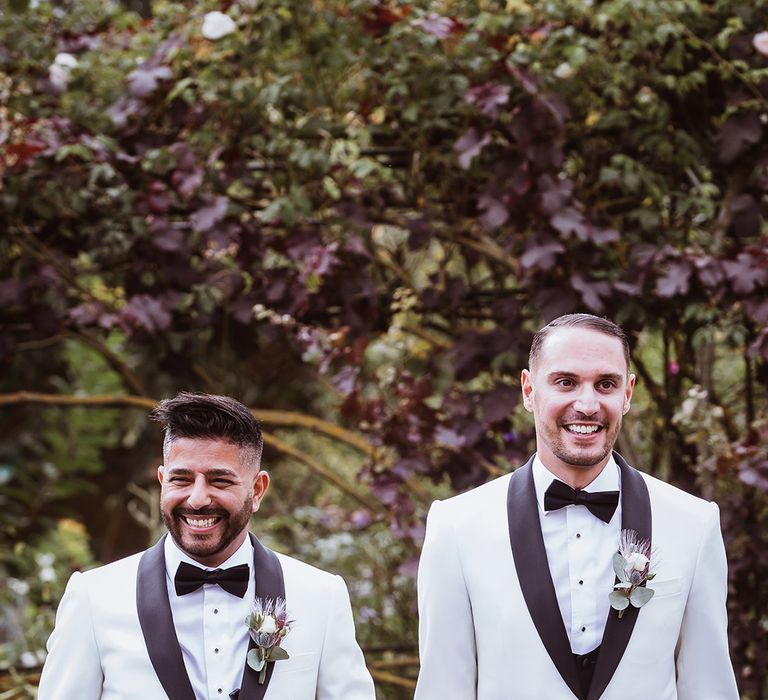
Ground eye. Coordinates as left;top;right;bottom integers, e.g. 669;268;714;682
168;476;191;484
556;378;575;388
598;380;617;391
211;479;234;486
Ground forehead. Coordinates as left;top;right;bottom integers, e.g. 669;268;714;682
535;327;628;375
165;437;245;472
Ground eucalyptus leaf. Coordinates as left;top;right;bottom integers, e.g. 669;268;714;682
609;591;630;610
630;586;655;607
613;552;628;580
270;646;290;661
247;649;265;672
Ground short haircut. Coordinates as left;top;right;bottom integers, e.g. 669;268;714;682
151;392;264;470
529;313;630;372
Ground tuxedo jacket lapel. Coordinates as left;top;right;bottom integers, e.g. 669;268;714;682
237;533;286;700
136;534;197;700
507;458;584;699
587;453;652;700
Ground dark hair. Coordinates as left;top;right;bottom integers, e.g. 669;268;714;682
151;392;264;470
529;313;630;371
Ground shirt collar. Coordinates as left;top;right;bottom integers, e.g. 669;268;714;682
533;453;621;516
164;531;254;581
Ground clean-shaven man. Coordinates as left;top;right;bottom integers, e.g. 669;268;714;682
415;314;739;700
39;392;375;700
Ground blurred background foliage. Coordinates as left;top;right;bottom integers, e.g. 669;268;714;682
1;0;768;697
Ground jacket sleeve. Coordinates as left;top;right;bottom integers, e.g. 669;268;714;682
415;499;477;700
315;574;376;700
37;571;104;699
675;502;740;700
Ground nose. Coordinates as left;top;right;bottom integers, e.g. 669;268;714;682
573;386;600;416
186;475;212;509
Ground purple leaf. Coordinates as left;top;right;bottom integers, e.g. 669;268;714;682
434;425;466;448
723;253;768;294
550;206;588;240
520;239;565;270
454;128;491;170
480;385;519;424
571;274;611;312
655;260;693;298
478;193;509;228
190;196;229;232
415;13;460;39
121;294;173;333
127;65;173;98
465;82;511;119
538;175;573;215
718;111;762;164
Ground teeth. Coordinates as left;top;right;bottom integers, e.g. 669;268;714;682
568;425;599;434
185;517;218;528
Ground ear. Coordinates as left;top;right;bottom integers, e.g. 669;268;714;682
157;465;165;485
623;373;636;414
251;470;270;513
521;369;534;412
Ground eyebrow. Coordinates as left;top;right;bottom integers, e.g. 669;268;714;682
165;467;239;478
546;371;625;383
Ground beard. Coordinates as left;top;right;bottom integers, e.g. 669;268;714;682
545;413;623;469
161;496;253;562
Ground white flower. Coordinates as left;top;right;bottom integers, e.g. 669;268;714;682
8;577;30;596
40;566;57;583
754;31;768;56
260;615;277;634
20;651;38;668
202;11;237;40
49;52;78;91
625;551;649;573
553;62;574;80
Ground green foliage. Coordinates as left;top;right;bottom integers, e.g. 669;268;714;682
2;0;768;696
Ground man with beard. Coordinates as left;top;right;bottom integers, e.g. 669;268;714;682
415;314;739;700
38;392;375;700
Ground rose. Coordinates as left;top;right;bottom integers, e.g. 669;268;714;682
259;615;277;634
754;31;768;56
202;11;237;40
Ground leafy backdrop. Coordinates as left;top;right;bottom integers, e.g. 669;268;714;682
1;0;768;697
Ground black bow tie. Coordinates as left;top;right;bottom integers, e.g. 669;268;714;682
544;479;619;523
174;561;250;598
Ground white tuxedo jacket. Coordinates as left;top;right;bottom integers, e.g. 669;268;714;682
38;533;375;700
415;454;739;700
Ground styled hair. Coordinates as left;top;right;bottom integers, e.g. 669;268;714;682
151;392;264;470
529;313;630;372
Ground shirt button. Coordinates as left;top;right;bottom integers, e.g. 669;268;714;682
579;580;584;585
576;533;581;539
581;626;586;632
217;689;222;694
214;648;219;654
214;608;219;614
582;656;592;668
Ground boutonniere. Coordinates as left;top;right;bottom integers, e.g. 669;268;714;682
245;597;293;684
609;529;656;619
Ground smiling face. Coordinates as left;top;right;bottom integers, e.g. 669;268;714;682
158;437;269;567
521;326;635;488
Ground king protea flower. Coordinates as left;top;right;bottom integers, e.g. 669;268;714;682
610;529;656;618
245;598;293;683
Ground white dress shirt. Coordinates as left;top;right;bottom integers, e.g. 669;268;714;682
164;535;254;700
532;454;622;655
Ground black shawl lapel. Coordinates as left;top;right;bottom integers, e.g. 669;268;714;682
507;457;584;699
236;533;286;700
587;453;652;700
136;534;197;700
